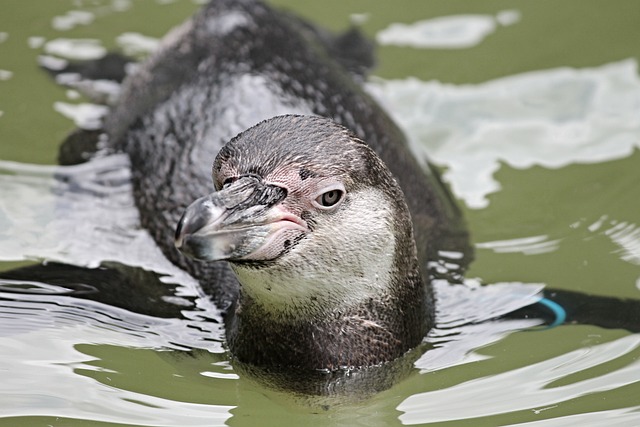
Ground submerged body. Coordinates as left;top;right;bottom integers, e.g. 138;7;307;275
80;0;468;371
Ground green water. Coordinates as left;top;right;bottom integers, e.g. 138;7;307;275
1;1;639;425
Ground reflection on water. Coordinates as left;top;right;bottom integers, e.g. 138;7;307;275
376;10;521;49
44;38;107;60
605;220;640;266
368;59;640;208
400;334;640;424
476;235;561;255
0;302;233;426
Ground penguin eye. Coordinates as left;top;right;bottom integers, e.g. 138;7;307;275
222;177;237;188
316;189;344;208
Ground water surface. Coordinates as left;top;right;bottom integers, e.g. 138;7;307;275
1;0;639;425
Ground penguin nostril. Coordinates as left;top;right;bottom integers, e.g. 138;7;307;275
174;214;186;248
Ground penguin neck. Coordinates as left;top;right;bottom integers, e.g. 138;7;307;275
224;261;431;371
229;253;400;321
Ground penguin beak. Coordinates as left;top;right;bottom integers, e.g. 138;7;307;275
174;176;307;262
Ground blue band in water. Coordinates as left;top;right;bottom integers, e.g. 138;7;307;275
537;298;566;328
